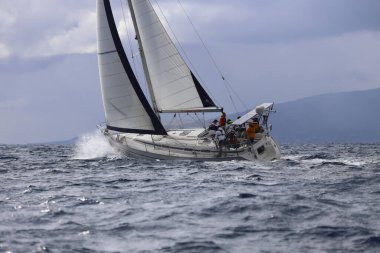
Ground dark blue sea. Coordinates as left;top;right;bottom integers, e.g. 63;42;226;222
1;133;380;253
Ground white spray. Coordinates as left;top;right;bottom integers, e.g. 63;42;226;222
73;131;119;160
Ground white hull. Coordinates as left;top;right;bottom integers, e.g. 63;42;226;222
104;129;281;161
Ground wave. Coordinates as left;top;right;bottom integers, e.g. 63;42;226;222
0;155;19;161
301;152;336;160
160;241;227;253
356;236;380;249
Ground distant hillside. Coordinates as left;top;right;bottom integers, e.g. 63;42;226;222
270;88;380;143
28;137;78;145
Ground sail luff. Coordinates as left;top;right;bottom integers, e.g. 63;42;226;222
97;0;166;135
128;0;218;113
128;0;160;119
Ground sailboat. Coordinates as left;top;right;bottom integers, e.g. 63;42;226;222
96;0;281;161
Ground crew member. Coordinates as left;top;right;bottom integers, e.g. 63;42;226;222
225;119;234;133
219;112;226;129
208;119;218;137
246;121;260;143
215;126;225;157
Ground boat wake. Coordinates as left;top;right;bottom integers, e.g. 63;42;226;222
72;131;119;160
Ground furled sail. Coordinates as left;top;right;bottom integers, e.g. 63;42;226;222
97;0;166;135
128;0;219;113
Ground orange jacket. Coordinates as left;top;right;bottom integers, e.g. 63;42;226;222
219;115;226;127
246;123;259;139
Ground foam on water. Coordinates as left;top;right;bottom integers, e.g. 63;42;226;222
283;154;370;167
72;131;119;160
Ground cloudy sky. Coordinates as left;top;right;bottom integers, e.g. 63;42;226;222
1;0;379;144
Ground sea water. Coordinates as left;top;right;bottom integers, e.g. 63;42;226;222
0;133;379;252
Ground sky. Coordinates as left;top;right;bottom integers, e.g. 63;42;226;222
0;0;379;144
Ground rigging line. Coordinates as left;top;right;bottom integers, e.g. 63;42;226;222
224;77;249;111
176;0;249;112
202;112;206;129
151;0;220;106
221;77;247;113
178;113;184;129
229;93;239;115
176;0;222;78
194;113;205;128
167;113;177;129
122;0;149;97
120;0;137;76
186;112;201;127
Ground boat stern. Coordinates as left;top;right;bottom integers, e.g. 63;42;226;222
240;135;281;161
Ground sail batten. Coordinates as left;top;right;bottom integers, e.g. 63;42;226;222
129;0;217;113
97;0;166;135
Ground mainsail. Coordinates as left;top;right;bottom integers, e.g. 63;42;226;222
97;0;166;135
128;0;219;113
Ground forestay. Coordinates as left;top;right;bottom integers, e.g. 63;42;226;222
97;0;166;135
128;0;218;113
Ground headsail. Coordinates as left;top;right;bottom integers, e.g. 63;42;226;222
97;0;166;135
128;0;219;113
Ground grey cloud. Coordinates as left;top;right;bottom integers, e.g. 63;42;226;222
168;0;380;43
0;0;97;58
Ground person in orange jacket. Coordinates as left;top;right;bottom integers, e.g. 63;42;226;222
246;122;260;143
219;112;226;129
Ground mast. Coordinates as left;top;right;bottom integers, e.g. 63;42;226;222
128;0;161;120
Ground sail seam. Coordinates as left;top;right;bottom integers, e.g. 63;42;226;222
158;75;192;88
108;94;133;100
103;81;132;89
102;72;125;78
97;38;114;43
98;50;117;55
141;30;166;42
159;86;195;100
172;97;200;108
99;60;120;66
143;42;172;55
103;82;131;89
136;8;154;19
139;20;160;30
150;63;186;77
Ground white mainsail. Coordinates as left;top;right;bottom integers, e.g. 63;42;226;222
128;0;218;113
97;0;166;134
